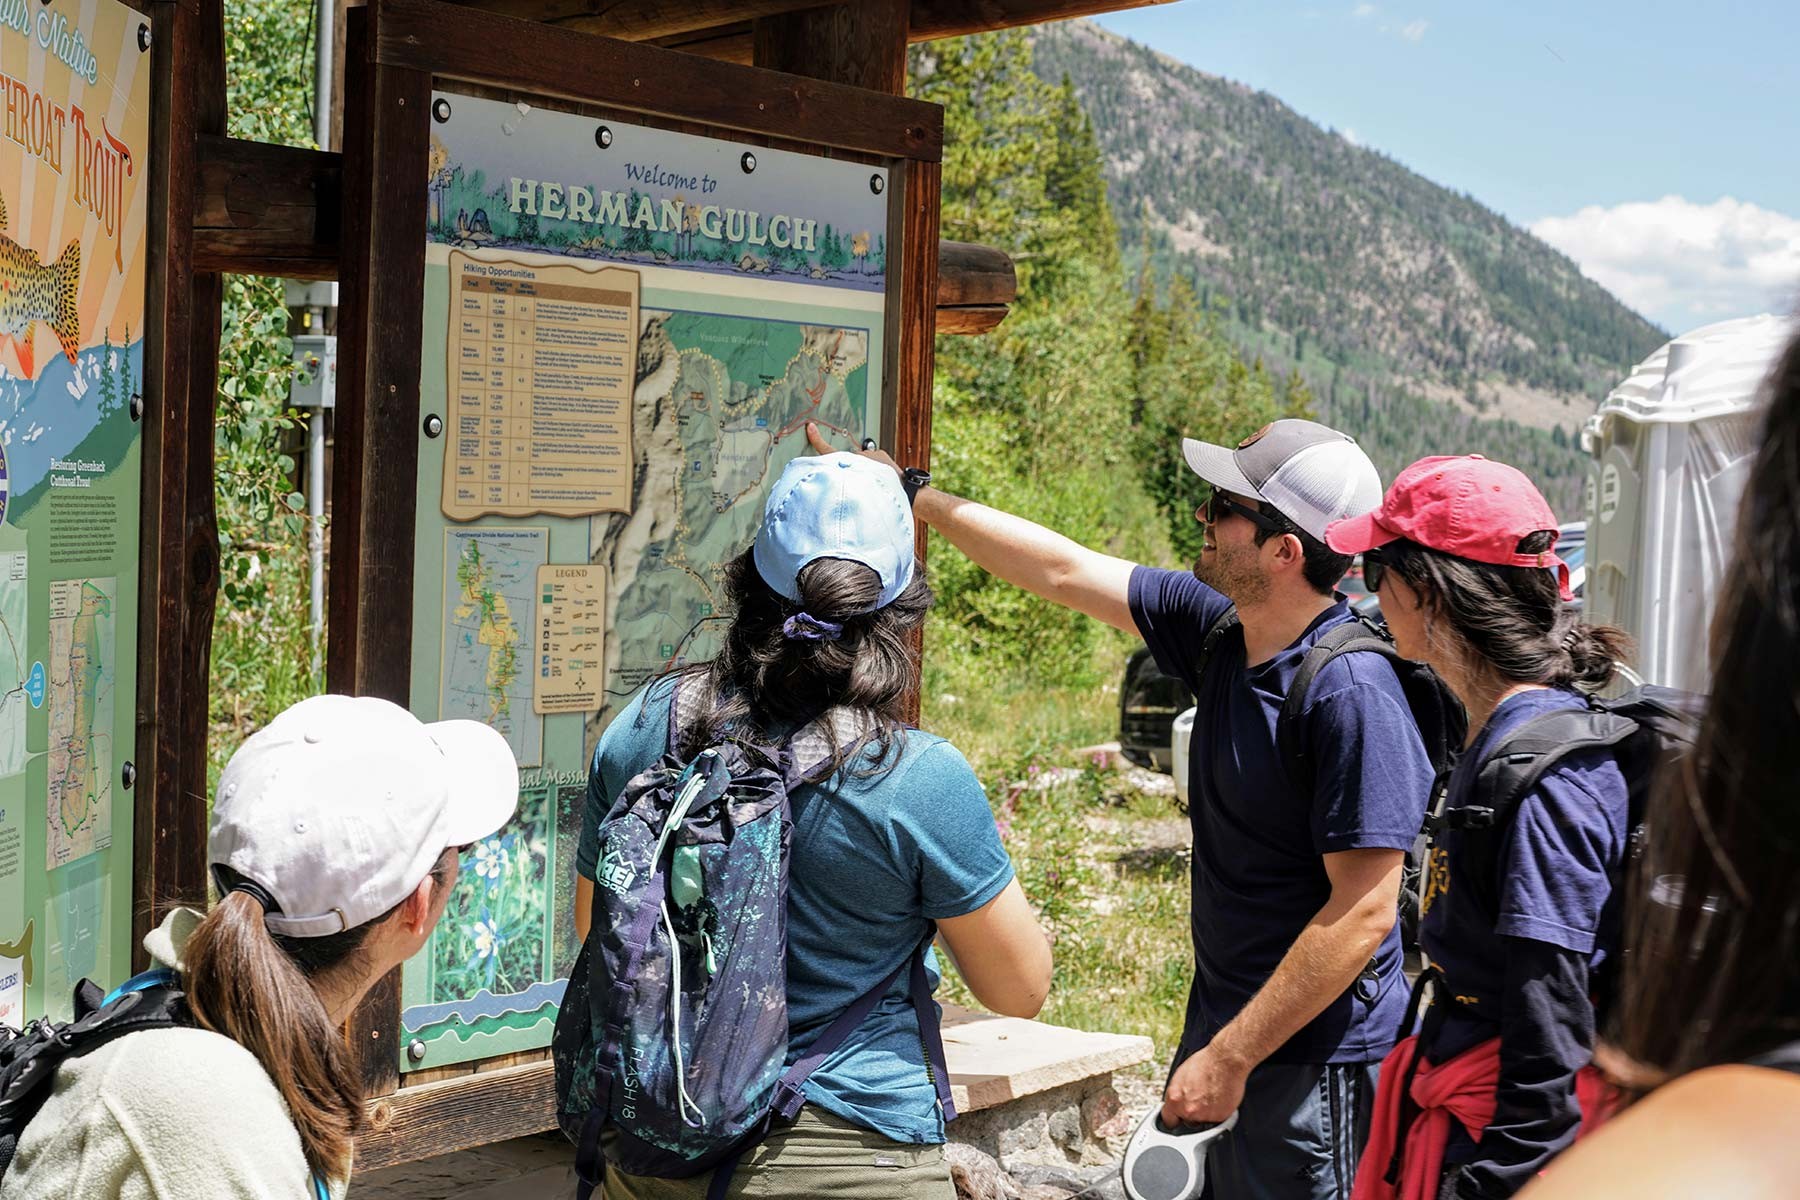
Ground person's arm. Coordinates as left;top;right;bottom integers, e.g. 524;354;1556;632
936;878;1053;1018
805;422;1137;633
574;874;594;943
1444;937;1593;1199
1163;847;1403;1124
1518;1065;1800;1200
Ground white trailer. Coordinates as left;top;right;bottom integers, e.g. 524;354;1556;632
1582;314;1795;693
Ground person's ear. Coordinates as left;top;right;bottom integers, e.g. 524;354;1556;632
402;872;437;937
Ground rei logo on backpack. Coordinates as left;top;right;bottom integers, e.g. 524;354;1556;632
1423;684;1702;1017
552;679;956;1200
0;970;188;1182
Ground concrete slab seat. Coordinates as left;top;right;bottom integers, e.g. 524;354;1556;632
942;1005;1155;1172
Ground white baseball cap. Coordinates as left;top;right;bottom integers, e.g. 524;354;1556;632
753;452;916;609
209;694;520;938
1182;419;1383;541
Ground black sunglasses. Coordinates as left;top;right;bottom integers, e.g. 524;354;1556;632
1201;489;1286;535
1363;550;1399;593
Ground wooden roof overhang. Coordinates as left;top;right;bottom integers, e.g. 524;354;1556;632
441;0;1179;64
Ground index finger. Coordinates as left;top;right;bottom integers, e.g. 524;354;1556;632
805;421;837;456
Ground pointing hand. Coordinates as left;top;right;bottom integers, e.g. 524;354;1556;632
806;421;901;477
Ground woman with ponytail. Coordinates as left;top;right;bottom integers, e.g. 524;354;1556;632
574;451;1050;1199
1325;456;1633;1200
4;695;518;1199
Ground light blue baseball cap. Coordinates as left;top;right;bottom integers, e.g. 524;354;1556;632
753;452;916;610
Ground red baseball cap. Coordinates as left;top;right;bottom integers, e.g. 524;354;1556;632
1324;455;1573;601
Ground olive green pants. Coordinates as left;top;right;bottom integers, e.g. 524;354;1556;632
602;1108;955;1200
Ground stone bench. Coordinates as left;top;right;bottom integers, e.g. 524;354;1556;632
355;1007;1157;1199
942;1005;1155;1172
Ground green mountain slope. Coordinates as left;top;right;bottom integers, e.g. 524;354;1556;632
1030;21;1666;444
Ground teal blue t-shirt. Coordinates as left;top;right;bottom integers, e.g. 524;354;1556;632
576;677;1015;1145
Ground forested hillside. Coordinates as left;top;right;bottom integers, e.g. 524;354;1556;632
1029;20;1666;480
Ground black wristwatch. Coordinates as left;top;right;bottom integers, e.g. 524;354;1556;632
901;467;931;506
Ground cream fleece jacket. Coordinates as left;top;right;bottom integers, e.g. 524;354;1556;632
1;910;349;1200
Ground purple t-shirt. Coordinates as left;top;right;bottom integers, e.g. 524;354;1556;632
1421;687;1630;1029
1129;566;1434;1065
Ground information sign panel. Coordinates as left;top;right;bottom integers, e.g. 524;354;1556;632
0;0;149;1028
400;92;889;1069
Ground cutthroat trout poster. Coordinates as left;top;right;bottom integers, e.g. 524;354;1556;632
0;0;148;1029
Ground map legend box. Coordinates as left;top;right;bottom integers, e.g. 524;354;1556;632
534;564;606;715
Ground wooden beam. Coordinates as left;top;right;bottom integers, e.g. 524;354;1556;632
136;0;225;963
193;135;342;278
187;145;1014;330
356;1062;558;1171
752;0;909;94
936;304;1008;335
936;239;1015;307
456;0;1177;55
447;0;817;39
373;0;941;161
908;0;1173;40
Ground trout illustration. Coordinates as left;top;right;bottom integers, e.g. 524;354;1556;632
0;196;81;380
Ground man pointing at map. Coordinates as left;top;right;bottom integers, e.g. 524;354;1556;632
806;419;1434;1200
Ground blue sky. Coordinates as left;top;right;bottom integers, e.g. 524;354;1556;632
1092;1;1800;334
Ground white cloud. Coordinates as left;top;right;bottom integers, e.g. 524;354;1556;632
1353;5;1428;43
1530;195;1800;334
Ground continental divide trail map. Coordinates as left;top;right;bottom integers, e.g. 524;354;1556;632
590;310;870;720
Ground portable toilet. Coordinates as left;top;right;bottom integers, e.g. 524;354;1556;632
1582;314;1795;693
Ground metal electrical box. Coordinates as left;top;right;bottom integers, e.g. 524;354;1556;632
291;334;338;409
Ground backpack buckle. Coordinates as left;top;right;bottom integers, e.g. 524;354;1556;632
772;1078;808;1120
1452;806;1497;830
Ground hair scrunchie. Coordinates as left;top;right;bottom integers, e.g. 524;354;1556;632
782;612;844;642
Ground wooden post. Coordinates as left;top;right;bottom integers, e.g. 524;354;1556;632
135;0;226;959
331;5;434;1097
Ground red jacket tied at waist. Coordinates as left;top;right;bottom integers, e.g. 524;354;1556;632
1352;1035;1613;1200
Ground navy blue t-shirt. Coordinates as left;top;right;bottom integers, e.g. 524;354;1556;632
1129;566;1435;1065
1421;686;1630;1051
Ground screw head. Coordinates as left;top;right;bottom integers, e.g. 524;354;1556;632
129;393;144;421
121;761;137;790
431;97;451;123
740;152;756;175
870;173;885;196
423;413;444;438
137;23;151;51
595;125;612;149
408;1039;427;1062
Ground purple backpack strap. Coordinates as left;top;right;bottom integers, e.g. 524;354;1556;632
703;929;953;1200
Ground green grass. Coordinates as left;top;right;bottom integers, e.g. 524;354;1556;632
923;638;1192;1077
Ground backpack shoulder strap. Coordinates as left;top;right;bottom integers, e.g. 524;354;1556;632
1275;617;1400;777
1191;605;1241;688
666;673;708;757
1436;705;1638;836
0;977;189;1179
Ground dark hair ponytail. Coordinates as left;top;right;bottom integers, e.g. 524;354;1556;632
1388;530;1633;689
182;854;454;1182
671;548;932;779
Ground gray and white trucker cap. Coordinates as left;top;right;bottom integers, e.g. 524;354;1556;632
1181;419;1383;541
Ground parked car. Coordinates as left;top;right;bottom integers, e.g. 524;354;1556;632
1120;646;1192;773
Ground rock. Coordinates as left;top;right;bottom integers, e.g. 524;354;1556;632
1011;1162;1124;1200
946;1142;1020;1200
1082;1086;1132;1143
1048;1105;1084;1154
